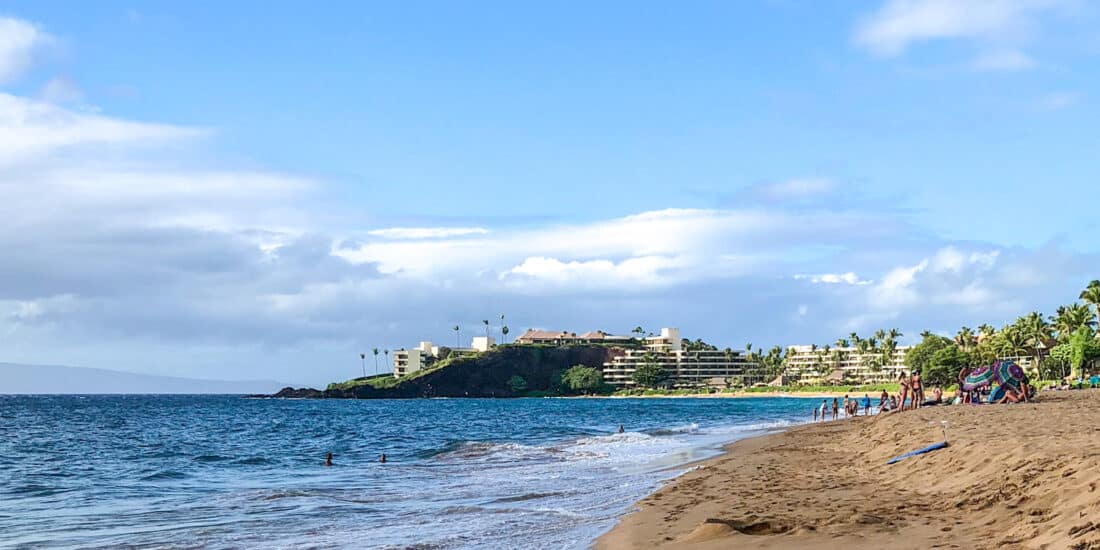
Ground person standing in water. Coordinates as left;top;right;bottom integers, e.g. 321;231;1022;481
618;425;624;434
819;399;829;422
379;453;387;463
813;404;819;422
861;393;872;415
324;453;333;467
831;398;839;420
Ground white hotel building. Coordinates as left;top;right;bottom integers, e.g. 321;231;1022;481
600;328;765;388
392;336;495;378
784;345;912;384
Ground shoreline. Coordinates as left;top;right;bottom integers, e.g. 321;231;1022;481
596;390;1100;549
592;391;867;400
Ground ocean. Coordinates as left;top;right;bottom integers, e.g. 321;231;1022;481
0;395;816;549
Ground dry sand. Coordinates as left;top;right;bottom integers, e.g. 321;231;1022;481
597;390;1100;550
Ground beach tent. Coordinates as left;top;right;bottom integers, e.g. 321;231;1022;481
962;365;995;391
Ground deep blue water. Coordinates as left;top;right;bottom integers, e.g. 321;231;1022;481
0;395;814;549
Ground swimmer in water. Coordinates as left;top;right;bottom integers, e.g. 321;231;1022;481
618;425;624;434
379;453;387;463
324;452;333;467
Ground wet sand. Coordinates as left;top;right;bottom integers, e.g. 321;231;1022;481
597;390;1100;549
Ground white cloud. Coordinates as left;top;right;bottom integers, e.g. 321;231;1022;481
501;256;680;289
854;0;1064;57
1037;91;1081;111
367;227;489;239
0;93;202;166
0;17;49;83
971;49;1036;71
333;207;887;287
795;272;872;285
39;75;84;103
753;178;835;201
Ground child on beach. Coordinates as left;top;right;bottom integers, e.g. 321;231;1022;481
813;406;818;422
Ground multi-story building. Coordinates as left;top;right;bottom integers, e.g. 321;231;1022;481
601;328;766;388
392;341;439;378
784;345;912;384
392;336;495;378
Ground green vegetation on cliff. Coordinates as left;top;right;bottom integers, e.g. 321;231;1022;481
323;344;616;398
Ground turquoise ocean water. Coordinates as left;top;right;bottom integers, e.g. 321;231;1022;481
0;395;817;548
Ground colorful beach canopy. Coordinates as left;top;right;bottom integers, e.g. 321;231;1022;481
962;365;994;391
993;360;1026;389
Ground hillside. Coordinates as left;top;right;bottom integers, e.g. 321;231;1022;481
272;345;619;398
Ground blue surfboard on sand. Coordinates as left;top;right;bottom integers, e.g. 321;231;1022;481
887;441;948;464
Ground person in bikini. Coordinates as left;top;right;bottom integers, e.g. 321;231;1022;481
832;397;839;420
897;372;910;411
910;370;924;409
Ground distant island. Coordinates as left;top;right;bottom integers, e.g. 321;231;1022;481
0;363;287;395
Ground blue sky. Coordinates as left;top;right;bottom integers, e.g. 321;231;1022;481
1;1;1098;386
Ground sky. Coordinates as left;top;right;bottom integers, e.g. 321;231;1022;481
1;0;1098;387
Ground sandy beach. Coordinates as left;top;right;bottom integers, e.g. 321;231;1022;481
598;389;1100;549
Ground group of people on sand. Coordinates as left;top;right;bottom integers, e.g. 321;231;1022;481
955;365;1032;404
877;370;946;413
812;393;873;422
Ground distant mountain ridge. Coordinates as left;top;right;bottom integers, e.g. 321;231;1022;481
0;363;288;394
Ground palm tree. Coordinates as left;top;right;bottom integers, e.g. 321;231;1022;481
887;328;903;341
977;324;995;340
1051;304;1094;342
998;326;1029;358
835;338;849;349
372;348;380;374
384;349;390;368
453;325;461;349
1080;280;1100;330
501;325;510;343
482;319;490;340
499;314;506;343
955;327;976;351
632;326;645;342
1020;311;1053;369
359;352;366;378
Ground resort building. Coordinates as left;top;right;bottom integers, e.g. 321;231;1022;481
392;336;495;378
784;345;912;384
392;341;439;378
601;328;767;388
513;329;633;345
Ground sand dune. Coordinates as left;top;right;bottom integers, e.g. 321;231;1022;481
597;390;1100;549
